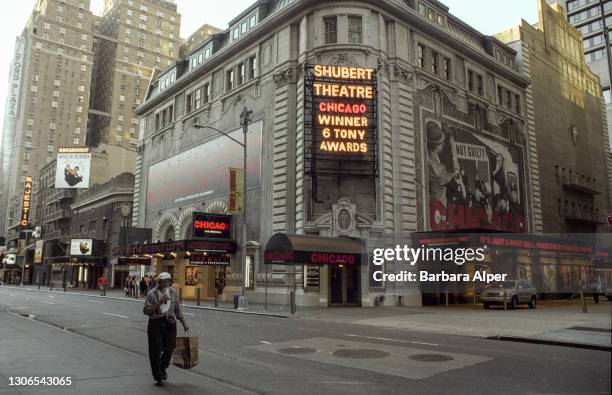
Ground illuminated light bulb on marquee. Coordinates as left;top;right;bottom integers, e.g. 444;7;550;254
307;64;377;159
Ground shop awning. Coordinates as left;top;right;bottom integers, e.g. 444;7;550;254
46;256;107;265
264;233;363;265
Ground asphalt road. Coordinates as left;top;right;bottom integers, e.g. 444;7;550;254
0;286;610;395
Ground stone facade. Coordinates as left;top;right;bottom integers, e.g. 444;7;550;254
134;0;537;307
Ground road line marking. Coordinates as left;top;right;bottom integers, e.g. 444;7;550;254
259;341;271;344
344;333;438;346
87;300;104;303
183;312;195;316
102;312;129;319
41;301;55;305
48;295;55;298
9;294;16;298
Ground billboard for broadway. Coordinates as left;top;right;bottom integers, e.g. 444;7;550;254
55;148;91;189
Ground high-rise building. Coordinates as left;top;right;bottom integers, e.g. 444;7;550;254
547;0;612;148
498;0;612;233
0;0;182;249
0;0;94;245
88;0;181;162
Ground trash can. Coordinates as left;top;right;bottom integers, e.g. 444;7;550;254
233;294;240;309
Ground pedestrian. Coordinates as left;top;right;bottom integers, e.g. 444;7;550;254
97;274;108;296
140;277;147;297
131;276;137;298
149;275;157;291
143;272;189;387
125;276;131;296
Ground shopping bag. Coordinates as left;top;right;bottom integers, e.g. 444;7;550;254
172;335;199;369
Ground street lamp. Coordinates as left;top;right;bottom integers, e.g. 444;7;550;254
193;106;252;301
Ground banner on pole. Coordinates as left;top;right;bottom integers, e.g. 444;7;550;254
229;167;244;214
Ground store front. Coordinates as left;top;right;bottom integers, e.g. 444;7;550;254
413;232;603;305
46;256;106;289
264;233;364;307
113;238;236;300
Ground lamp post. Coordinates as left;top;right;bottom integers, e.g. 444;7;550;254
193;106;252;300
19;228;32;287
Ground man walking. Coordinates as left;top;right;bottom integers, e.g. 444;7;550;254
143;272;189;387
97;274;108;296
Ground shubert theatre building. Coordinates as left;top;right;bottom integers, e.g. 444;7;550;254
126;0;541;306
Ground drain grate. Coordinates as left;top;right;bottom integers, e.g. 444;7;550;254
278;347;317;355
409;354;454;362
333;349;390;359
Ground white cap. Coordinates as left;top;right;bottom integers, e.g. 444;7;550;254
159;272;172;280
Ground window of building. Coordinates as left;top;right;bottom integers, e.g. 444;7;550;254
203;83;210;103
348;16;362;44
477;74;483;96
431;51;439;74
324;16;337;44
238;63;245;86
417;44;425;68
506;89;512;110
467;70;474;91
248;56;257;79
418;2;426;15
226;69;234;91
514;93;521;114
194;89;201;109
498;85;504;105
185;92;193;113
443;57;451;80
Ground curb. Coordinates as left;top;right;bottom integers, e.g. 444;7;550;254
1;286;288;319
487;335;612;352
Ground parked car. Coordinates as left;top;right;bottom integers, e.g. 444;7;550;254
481;280;537;309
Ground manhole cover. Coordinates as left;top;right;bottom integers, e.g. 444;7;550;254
333;349;390;359
278;347;317;355
409;354;454;362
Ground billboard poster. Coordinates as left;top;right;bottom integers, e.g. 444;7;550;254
34;240;44;263
145;121;262;215
192;213;232;240
425;119;526;232
55;149;91;189
70;239;93;256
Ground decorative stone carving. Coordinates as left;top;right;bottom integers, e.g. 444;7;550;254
332;198;356;236
273;65;299;88
324;53;359;66
392;64;414;83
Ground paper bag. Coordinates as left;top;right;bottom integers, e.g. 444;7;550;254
172;336;199;369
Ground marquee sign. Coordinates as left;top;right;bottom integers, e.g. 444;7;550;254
192;213;232;240
189;255;230;265
304;64;378;176
20;176;33;227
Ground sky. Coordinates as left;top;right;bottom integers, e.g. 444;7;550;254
0;0;539;126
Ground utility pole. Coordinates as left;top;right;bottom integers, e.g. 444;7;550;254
239;106;252;301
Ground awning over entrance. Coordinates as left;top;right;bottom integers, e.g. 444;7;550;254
112;239;236;256
264;233;363;265
46;256;107;265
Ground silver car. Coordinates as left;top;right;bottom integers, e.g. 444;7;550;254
481;280;537;309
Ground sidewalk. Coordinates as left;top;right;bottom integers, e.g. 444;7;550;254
293;300;612;351
6;285;290;317
0;309;250;394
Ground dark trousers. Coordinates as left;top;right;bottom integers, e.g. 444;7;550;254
147;318;177;381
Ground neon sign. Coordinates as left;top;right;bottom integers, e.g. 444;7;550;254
20;176;33;227
304;64;378;176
